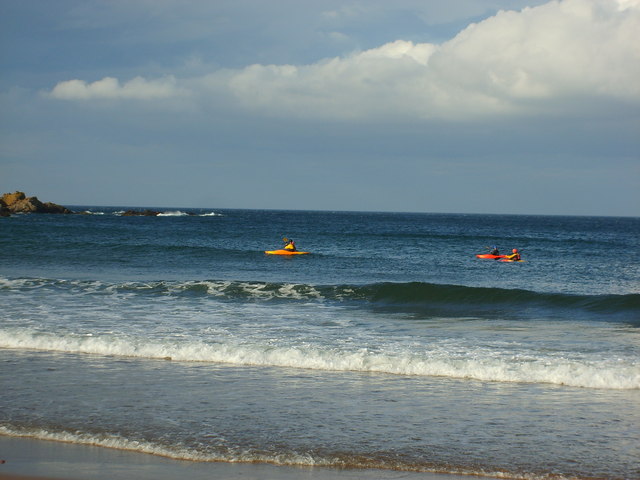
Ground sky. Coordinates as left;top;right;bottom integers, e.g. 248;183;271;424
1;0;639;216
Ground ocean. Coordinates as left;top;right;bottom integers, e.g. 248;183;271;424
1;208;639;479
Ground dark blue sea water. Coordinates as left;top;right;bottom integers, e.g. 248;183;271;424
1;208;639;479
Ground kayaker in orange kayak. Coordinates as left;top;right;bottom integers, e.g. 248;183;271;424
283;238;297;251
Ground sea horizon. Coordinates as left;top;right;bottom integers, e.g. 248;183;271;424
59;203;639;218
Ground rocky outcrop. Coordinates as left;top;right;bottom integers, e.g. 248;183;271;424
1;191;74;215
2;192;25;206
0;199;10;217
121;209;162;216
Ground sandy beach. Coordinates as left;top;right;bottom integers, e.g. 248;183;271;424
0;436;485;480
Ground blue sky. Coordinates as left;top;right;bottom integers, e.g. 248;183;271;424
1;0;638;216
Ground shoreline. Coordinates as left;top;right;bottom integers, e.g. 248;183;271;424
0;436;494;480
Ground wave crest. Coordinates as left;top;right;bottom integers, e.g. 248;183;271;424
2;276;638;320
1;329;638;390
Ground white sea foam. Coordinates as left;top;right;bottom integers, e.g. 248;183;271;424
0;277;38;289
0;276;323;301
157;209;222;216
0;425;204;461
177;280;324;300
157;210;189;216
0;425;314;466
0;424;580;479
1;328;638;390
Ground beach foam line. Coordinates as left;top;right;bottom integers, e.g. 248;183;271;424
2;329;638;390
0;426;562;480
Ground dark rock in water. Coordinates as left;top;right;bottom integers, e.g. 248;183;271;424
1;191;73;215
0;199;10;217
41;201;74;214
121;209;161;216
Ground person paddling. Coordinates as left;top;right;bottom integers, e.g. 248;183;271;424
283;238;297;251
506;249;521;261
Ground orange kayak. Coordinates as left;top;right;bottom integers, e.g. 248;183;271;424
265;249;310;255
476;254;506;259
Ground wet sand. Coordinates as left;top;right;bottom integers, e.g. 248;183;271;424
0;436;485;480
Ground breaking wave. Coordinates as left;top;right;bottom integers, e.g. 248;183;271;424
2;276;638;321
1;328;638;390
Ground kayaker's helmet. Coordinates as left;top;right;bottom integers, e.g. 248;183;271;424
492;245;497;249
512;249;518;253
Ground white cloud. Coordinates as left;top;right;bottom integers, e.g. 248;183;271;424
617;0;640;10
223;0;639;120
432;0;640;101
49;76;185;100
47;0;640;121
220;40;440;120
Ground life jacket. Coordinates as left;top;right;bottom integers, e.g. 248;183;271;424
284;242;296;251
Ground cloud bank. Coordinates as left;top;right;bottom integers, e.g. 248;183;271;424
50;76;184;100
47;0;640;121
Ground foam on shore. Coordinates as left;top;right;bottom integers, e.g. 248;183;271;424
0;436;490;480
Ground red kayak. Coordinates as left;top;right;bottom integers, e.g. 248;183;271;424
476;254;506;259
